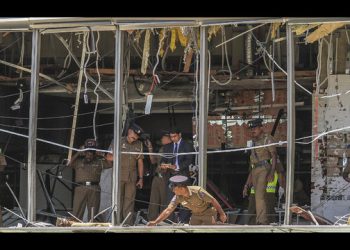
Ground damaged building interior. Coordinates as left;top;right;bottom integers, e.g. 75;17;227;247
0;17;350;232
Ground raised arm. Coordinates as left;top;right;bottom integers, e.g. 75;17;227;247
68;149;83;167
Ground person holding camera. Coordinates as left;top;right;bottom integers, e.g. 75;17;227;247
106;123;144;225
67;138;111;221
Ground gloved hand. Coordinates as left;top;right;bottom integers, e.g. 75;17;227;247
278;186;284;198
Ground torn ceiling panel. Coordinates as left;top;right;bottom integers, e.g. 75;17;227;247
305;23;345;43
271;22;283;39
292;24;320;36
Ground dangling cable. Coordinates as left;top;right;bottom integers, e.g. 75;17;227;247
210;26;233;86
149;29;167;94
92;31;101;141
83;32;91;104
18;32;25;78
271;40;275;102
57;33;72;79
161;33;170;71
192;28;200;166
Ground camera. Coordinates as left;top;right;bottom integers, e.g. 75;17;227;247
139;133;150;142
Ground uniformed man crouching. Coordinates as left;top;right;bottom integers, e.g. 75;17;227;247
147;175;227;226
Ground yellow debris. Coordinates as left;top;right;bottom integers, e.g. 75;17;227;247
292;24;320;36
197;29;200;50
170;28;177;52
183;47;194;73
159;29;166;58
305;23;345;43
134;30;143;45
271;23;282;39
141;29;151;75
208;26;221;42
176;27;188;47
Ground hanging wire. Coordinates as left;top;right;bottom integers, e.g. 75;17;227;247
210;26;233;86
0;40;117;100
92;31;101;140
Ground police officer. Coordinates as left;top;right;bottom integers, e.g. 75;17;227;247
147;175;227;226
247;118;277;225
106;123;144;225
68;139;111;221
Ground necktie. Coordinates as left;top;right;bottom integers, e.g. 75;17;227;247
173;143;178;166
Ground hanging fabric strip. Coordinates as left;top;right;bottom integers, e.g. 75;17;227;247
141;29;151;75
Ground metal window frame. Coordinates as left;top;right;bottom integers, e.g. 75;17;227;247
14;17;350;229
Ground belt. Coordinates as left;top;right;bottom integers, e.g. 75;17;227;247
76;181;99;186
251;160;270;169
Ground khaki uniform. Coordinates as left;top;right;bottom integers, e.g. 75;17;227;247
248;172;278;225
249;133;276;225
119;137;144;225
148;147;169;221
248;193;276;225
168;186;217;225
72;157;111;221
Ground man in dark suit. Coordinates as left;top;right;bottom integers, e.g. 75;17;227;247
160;127;193;223
160;127;193;177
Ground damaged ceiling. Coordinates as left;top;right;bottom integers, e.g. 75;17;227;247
0;18;335;116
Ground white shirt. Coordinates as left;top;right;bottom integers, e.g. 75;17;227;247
173;138;182;171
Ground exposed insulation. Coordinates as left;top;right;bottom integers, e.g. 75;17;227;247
292;24;320;36
141;29;151;75
306;23;345;43
197;30;200;49
134;30;143;45
170;28;177;52
176;27;188;47
208;25;221;42
183;47;193;73
158;29;166;58
271;22;282;39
